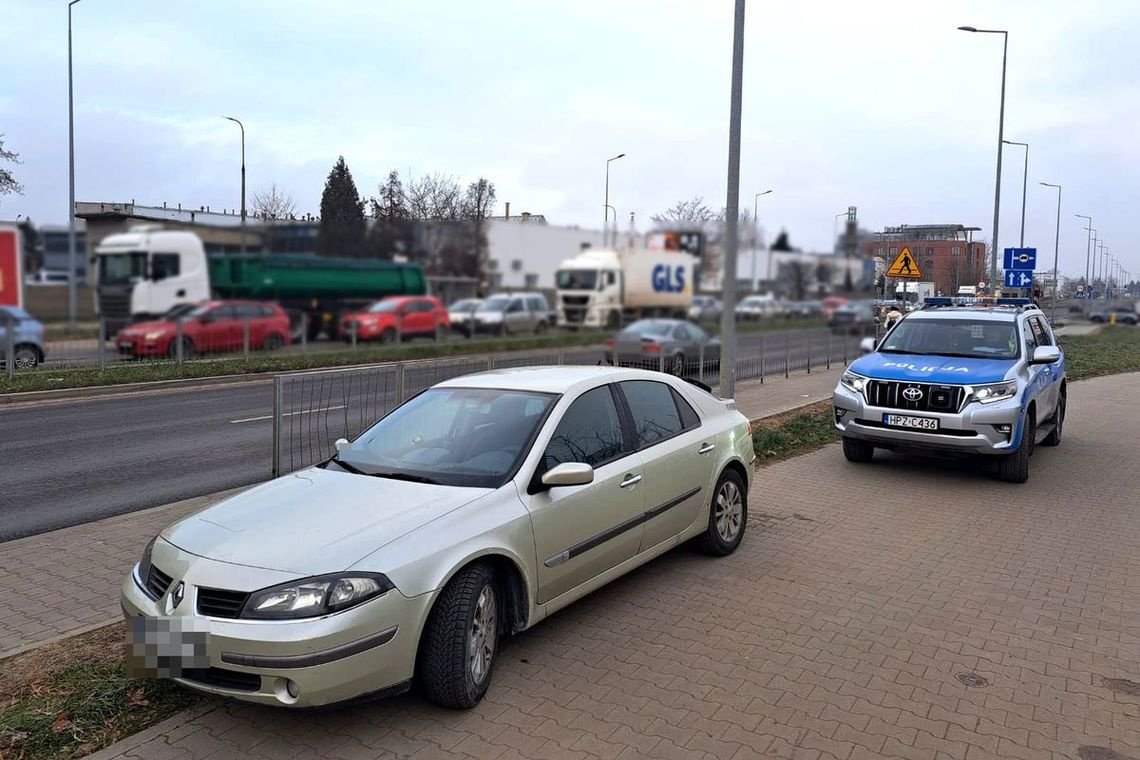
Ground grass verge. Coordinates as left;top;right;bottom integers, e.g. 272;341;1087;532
0;623;205;760
0;332;605;395
1059;326;1140;380
751;400;837;465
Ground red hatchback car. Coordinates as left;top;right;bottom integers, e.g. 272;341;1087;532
339;296;449;342
115;301;292;358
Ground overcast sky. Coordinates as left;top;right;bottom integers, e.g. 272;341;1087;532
1;0;1136;279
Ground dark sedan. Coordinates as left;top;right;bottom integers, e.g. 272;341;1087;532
604;319;720;376
1089;307;1138;325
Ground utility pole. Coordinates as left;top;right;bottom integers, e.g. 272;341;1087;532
67;0;87;331
1076;214;1092;297
719;0;746;397
1039;182;1060;323
223;117;246;254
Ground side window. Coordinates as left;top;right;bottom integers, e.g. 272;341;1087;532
673;324;691;341
260;305;278;318
542;387;627;470
508;299;524;313
151;254;180;281
209;306;237;322
530;297;547;312
1023;319;1039;354
1030;317;1052;346
620;380;683;448
690;324;709;342
606;271;617;286
671;388;700;430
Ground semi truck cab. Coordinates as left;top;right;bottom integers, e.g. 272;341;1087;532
93;227;210;326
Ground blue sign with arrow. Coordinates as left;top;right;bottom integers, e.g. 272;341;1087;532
1004;270;1034;289
1003;247;1037;271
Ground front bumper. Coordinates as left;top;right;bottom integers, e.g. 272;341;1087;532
120;545;435;707
116;337;167;357
832;383;1023;455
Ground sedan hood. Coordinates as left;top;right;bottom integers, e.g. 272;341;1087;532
850;352;1013;384
162;468;490;575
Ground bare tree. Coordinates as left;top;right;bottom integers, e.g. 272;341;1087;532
406;172;462;220
651;197;714;225
0;135;23;205
461;177;496;221
781;260;812;301
250;182;297;220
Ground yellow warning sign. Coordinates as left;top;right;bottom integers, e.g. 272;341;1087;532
885;246;922;279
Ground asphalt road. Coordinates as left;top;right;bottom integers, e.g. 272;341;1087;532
1;326;863;542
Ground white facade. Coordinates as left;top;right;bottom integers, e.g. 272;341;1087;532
720;248;866;293
484;220;609;291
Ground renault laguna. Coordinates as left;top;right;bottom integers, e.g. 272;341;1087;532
121;366;755;708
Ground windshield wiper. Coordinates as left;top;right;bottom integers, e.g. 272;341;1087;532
368;471;440;485
324;455;368;475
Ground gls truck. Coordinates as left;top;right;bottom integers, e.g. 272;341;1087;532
92;226;426;339
554;247;694;329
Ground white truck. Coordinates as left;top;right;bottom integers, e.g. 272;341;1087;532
554;247;694;329
895;281;935;305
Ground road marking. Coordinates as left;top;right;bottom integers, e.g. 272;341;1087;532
230;405;347;424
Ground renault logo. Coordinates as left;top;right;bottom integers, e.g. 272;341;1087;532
902;386;924;402
165;582;185;614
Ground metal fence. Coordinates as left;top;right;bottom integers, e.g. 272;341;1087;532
270;327;873;476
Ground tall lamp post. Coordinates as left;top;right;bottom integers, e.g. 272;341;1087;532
223;117;246;254
67;0;87;331
1003;140;1029;246
603;153;625;248
719;0;745;397
1075;214;1092;297
959;25;1009;286
750;190;773;291
1039;182;1061;323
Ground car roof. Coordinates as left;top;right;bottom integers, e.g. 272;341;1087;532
907;307;1031;322
435;366;686;395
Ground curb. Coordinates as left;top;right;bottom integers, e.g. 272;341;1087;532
0;619;121;662
83;702;220;760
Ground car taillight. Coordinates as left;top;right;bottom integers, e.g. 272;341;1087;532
604;339;614;348
642;343;661;353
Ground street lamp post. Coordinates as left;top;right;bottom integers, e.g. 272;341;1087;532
959;26;1009;286
1039;182;1061;323
67;0;87;331
1075;214;1092;297
223;117;246;254
603;153;625;248
750;190;773;291
1004;140;1029;246
719;0;746;397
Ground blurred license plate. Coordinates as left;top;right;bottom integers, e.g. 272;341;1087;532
883;414;938;430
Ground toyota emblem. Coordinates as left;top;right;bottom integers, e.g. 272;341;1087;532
902;386;924;402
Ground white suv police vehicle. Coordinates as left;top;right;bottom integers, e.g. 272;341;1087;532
832;298;1066;483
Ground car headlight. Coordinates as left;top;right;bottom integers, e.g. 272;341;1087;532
840;371;869;394
241;573;394;619
137;535;157;584
144;330;167;340
968;380;1018;404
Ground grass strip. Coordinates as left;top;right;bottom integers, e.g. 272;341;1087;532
1058;326;1140;381
751;400;837;465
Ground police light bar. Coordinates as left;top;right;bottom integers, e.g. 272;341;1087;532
923;297;1034;308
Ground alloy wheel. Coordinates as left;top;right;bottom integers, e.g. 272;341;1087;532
467;584;497;685
715;480;743;542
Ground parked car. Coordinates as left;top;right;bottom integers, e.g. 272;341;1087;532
0;306;46;369
688;295;722;322
447;298;483;337
24;269;73;286
1089;307;1138;325
820;296;849;319
340;296;449;343
786;300;822;319
734;296;784;321
472;292;554;335
115;300;292;358
120;366;755;708
605;318;720;376
829;301;877;335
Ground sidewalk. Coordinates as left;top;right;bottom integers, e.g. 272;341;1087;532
0;368;843;660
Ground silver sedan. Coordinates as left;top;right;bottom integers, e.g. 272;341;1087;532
121;367;755;709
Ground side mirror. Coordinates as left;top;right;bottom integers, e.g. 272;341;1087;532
541;462;594;488
1030;345;1061;365
334;438;350;453
859;337;877;354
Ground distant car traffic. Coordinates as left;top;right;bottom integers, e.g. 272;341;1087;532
120;366;754;708
688;296;722;322
828;302;876;335
24;269;74;287
340;296;449;343
0;306;46;369
820;296;849;319
447;298;483;337
605;319;720;376
115;300;292;358
785;300;822;319
1089;307;1138;325
473;293;554;335
734;296;784;321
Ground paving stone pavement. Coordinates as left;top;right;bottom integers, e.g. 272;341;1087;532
0;370;841;659
81;372;1139;759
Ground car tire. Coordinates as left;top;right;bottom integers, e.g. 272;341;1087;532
1041;392;1065;447
997;414;1034;483
534;320;547;335
606;311;621;330
168;338;194;360
419;563;500;709
697;469;747;556
380;328;396;344
842;437;875;463
669;353;685;376
12;344;40;370
263;334;284;352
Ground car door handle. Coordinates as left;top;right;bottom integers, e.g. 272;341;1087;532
698;442;716;455
619;474;642;489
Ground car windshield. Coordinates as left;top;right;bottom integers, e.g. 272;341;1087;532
450;299;479;311
335;388;556;488
623;320;673;337
1;306;32;320
162;304;197;320
368;300;401;313
880;318;1019;360
477;296;511;312
556;270;597;290
98;252;148;285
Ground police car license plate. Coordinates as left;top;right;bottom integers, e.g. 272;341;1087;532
883;413;939;430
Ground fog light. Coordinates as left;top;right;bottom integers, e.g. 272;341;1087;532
997;424;1011;433
834;407;847;422
286;679;299;698
274;677;300;704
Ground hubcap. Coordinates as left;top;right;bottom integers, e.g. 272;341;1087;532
14;352;36;370
714;481;743;542
468;585;497;685
672;356;684;375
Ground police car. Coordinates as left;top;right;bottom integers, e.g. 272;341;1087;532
832;298;1066;483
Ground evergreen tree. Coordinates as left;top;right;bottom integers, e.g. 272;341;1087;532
317;156;366;257
366;170;412;259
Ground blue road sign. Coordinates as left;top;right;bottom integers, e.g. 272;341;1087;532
1004;270;1034;289
1003;247;1037;271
